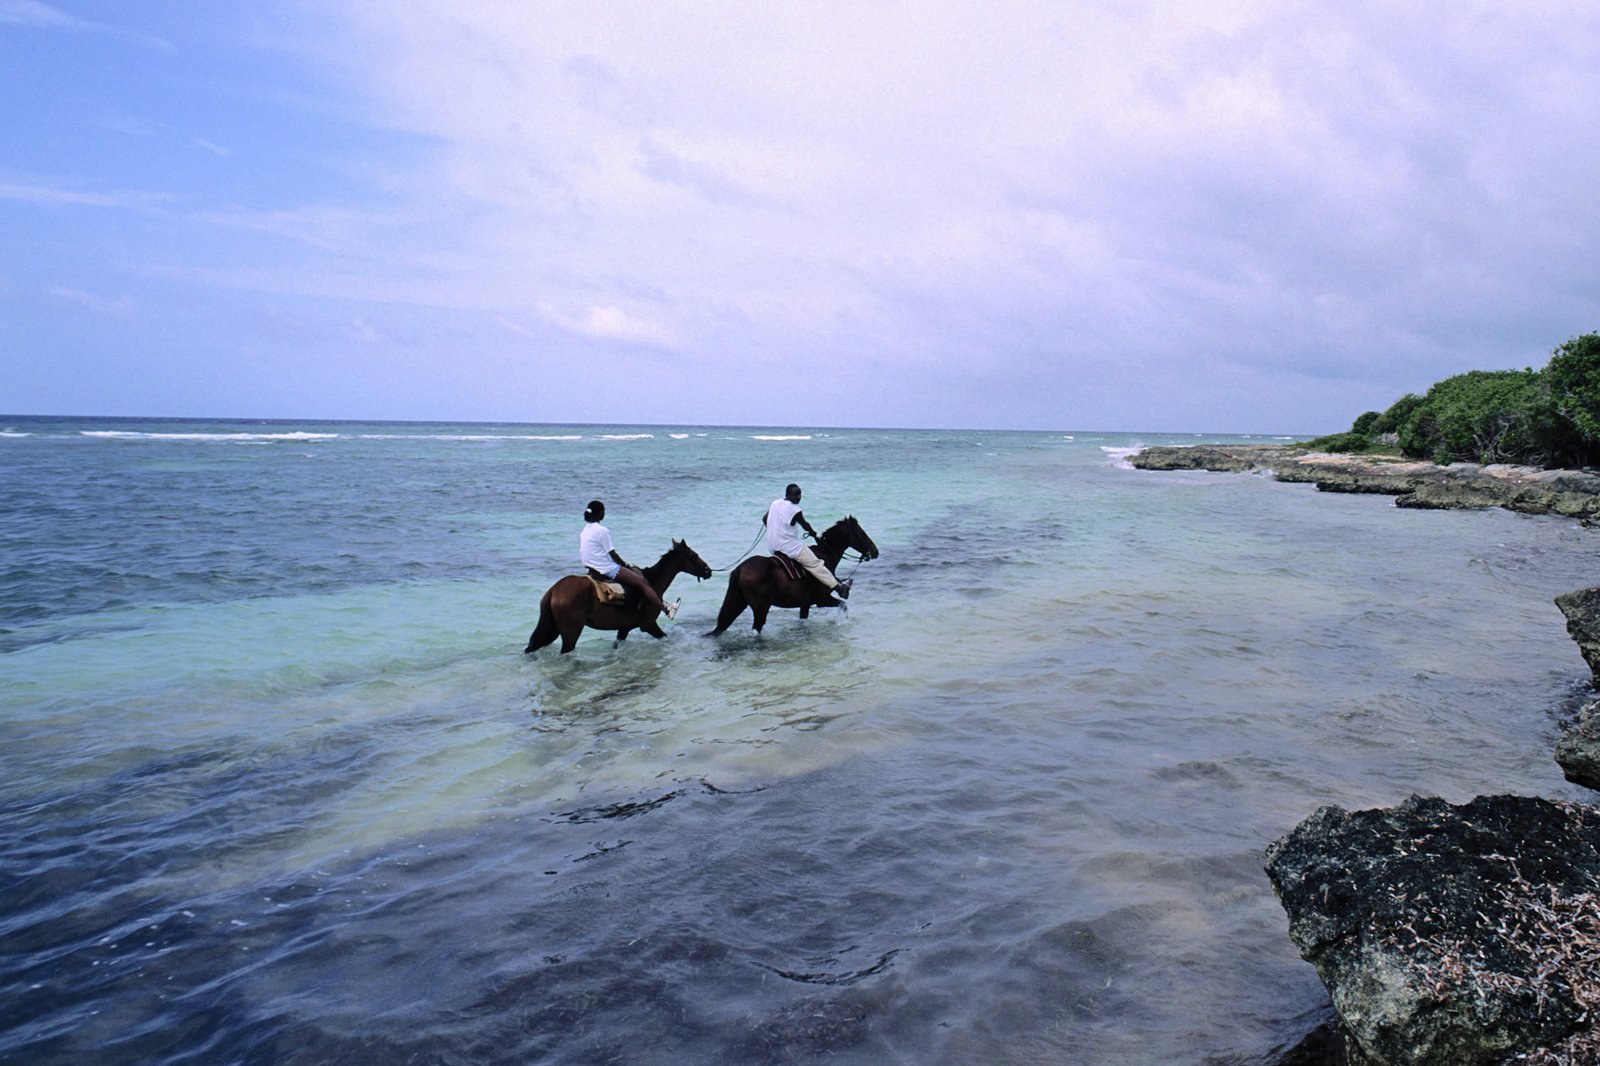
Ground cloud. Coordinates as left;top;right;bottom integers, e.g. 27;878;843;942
0;0;172;48
540;303;675;348
47;286;137;316
0;0;95;29
16;1;1600;428
346;316;383;343
0;176;169;210
301;2;1600;376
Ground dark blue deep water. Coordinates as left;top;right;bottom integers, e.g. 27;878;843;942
3;416;1597;1064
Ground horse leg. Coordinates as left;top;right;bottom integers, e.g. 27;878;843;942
705;577;749;637
557;609;585;654
524;595;559;653
617;628;630;642
751;601;770;633
640;620;667;639
799;605;811;619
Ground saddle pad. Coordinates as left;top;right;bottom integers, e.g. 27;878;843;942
588;576;627;604
772;552;803;582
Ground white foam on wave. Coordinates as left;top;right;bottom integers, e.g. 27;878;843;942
669;433;689;440
751;435;812;441
80;430;340;442
0;430;31;438
359;433;583;442
1101;445;1142;469
599;433;655;441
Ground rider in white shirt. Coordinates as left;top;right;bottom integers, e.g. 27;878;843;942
580;500;676;618
763;484;850;599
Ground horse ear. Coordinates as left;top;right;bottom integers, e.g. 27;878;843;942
674;538;684;547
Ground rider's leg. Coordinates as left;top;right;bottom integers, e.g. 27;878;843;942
615;565;667;613
793;547;848;597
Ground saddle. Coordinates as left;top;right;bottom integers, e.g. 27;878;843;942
586;574;630;605
772;552;803;582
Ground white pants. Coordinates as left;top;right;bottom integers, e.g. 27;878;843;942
790;546;839;589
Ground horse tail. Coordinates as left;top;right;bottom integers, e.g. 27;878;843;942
524;588;560;653
705;571;748;637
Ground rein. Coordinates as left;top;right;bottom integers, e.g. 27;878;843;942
709;526;766;572
709;519;875;578
833;550;870;581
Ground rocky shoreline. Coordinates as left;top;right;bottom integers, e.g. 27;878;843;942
1133;444;1600;1065
1130;444;1600;521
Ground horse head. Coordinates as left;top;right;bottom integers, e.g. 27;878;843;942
834;516;879;561
671;538;714;581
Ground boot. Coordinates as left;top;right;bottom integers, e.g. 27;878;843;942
832;579;851;600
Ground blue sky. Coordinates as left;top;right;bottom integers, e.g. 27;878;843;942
4;1;1599;432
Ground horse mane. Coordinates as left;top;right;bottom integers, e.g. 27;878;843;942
641;539;685;579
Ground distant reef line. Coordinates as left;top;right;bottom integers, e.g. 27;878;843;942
1131;443;1600;523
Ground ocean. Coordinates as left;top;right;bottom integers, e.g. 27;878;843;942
3;416;1596;1065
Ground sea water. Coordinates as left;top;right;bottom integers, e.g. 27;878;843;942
2;416;1596;1064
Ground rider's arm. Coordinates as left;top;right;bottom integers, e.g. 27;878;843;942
794;510;818;539
609;548;630;570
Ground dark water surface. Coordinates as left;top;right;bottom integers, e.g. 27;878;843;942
3;417;1596;1064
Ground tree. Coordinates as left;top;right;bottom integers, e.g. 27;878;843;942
1545;333;1600;466
1396;370;1547;465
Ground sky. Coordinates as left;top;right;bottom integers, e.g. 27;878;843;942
3;1;1599;433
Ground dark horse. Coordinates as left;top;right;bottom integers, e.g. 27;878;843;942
706;516;879;636
524;539;713;654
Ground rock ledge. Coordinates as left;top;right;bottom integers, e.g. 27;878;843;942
1131;445;1600;521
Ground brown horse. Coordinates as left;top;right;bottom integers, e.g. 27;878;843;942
705;516;879;636
525;539;713;654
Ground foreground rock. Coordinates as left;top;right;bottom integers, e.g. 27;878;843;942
1557;589;1600;685
1555;702;1600;793
1266;794;1600;1065
1131;445;1600;522
1554;589;1600;792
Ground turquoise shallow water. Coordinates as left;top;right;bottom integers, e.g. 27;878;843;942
3;416;1597;1064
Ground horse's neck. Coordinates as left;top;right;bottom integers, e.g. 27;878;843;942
815;528;846;567
642;556;680;593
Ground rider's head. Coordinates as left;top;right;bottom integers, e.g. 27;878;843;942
584;499;605;522
785;484;802;503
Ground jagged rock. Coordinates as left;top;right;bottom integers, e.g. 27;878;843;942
1556;701;1600;792
1265;794;1600;1066
1557;588;1600;683
1131;446;1600;521
1127;444;1288;472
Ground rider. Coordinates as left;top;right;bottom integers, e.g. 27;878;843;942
580;500;678;619
763;483;851;599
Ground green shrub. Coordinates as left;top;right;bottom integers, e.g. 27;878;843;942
1395;369;1548;465
1303;431;1373;453
1373;393;1423;434
1545;333;1600;466
1339;332;1600;469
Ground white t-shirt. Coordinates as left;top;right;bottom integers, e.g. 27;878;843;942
580;521;619;577
765;498;806;557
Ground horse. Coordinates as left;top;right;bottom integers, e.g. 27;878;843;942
705;516;879;636
524;539;713;655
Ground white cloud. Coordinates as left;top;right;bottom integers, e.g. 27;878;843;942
0;0;94;29
0;0;171;48
540;303;675;348
47;286;136;316
0;178;166;209
23;0;1594;428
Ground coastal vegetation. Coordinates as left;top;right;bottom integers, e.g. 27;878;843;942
1305;332;1600;468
